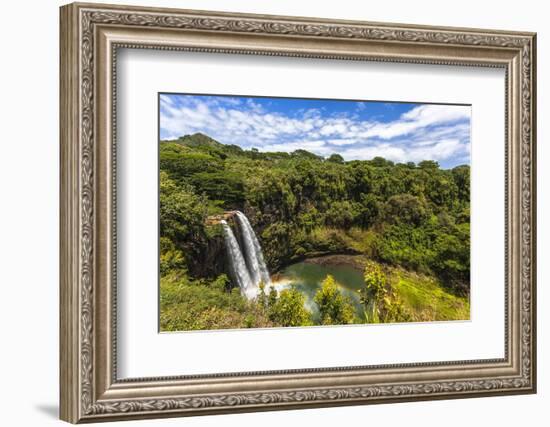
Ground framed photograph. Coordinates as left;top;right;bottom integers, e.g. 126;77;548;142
60;2;537;423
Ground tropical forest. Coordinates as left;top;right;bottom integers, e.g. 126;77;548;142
159;132;470;331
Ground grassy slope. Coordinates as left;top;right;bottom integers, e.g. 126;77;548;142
160;275;274;331
389;268;470;322
159;135;470;329
160;257;470;332
304;253;470;323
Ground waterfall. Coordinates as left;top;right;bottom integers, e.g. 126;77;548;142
220;220;256;300
220;213;272;299
234;211;272;288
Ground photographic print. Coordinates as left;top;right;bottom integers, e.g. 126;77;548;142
60;5;536;420
159;93;471;332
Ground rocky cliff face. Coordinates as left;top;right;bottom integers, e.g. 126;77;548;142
186;224;227;279
201;234;227;278
188;213;246;280
205;211;238;226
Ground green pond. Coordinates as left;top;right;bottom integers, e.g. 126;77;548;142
274;261;366;322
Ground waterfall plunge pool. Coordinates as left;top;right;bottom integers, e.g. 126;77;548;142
219;213;366;321
272;259;367;322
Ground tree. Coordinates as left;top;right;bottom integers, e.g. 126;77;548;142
370;156;394;167
159;237;186;277
360;261;412;323
159;143;221;182
190;170;245;209
159;131;471;316
327;153;344;163
418;160;440;170
159;171;209;263
325;200;357;228
375;223;432;273
383;194;428;226
452;165;470;203
360;261;388;323
431;226;470;295
314;275;355;325
291;149;321;160
268;288;311;327
357;193;379;228
425;174;458;208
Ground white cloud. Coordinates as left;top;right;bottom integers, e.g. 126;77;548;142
343;144;407;162
340;139;467;164
319;121;351;136
260;140;333;155
160;94;471;166
327;138;359;146
401;104;470;124
159;94;175;106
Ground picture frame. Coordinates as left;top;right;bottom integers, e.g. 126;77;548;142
59;2;536;423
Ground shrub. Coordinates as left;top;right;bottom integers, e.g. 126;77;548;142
268;288;312;327
360;261;412;323
360;261;388;323
314;275;355;325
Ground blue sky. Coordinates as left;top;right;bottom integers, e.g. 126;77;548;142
160;93;471;168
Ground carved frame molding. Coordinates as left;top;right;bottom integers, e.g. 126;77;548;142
60;2;536;423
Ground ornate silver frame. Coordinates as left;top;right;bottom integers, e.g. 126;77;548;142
60;2;537;423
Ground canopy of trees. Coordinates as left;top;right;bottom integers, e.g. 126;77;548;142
161;133;470;293
159;132;470;330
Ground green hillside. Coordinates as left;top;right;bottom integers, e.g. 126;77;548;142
159;133;470;331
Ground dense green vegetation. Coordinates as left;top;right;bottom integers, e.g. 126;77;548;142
314;275;356;325
159;132;470;331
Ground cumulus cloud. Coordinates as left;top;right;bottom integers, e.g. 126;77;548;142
261;140;334;155
160;94;471;168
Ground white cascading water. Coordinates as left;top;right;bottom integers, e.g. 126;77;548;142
234;211;272;288
220;220;256;299
220;213;272;299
